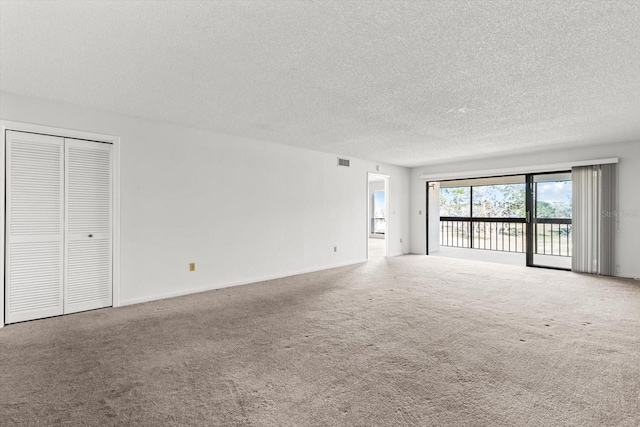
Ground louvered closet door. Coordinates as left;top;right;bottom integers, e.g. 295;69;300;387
64;138;112;314
5;131;65;323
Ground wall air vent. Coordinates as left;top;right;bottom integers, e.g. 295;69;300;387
338;158;350;167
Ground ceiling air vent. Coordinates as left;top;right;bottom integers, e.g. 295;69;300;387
337;158;350;167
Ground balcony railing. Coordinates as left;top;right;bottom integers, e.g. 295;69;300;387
440;217;526;252
440;217;572;257
534;220;572;257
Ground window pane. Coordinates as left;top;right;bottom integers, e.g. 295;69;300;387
472;184;526;218
439;187;470;217
372;191;386;233
535;180;572;219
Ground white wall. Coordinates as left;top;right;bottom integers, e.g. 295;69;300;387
410;140;640;279
1;92;411;307
427;182;440;253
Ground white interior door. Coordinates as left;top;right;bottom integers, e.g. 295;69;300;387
5;131;65;323
64;138;113;314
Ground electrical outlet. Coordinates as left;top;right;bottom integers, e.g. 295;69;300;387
419;210;422;215
189;262;195;272
334;246;337;252
400;238;403;243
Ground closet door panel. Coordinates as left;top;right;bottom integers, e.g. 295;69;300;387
64;138;112;314
5;131;64;323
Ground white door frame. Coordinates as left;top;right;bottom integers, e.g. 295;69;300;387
1;120;121;328
367;172;390;258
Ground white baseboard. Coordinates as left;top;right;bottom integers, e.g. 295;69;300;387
119;258;368;307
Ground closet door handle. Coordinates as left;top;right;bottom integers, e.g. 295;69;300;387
88;234;93;238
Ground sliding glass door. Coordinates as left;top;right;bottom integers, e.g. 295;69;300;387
526;172;572;269
436;171;572;270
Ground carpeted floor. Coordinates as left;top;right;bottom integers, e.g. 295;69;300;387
1;255;639;426
368;237;386;258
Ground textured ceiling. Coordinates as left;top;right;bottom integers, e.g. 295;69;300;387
1;1;639;167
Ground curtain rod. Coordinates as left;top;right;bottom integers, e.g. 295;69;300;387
419;158;619;181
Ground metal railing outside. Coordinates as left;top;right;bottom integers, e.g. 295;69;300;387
440;218;526;253
534;220;572;257
440;218;572;256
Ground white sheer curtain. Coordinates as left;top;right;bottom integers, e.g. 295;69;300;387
572;164;617;275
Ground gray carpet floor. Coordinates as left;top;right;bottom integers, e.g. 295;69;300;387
368;237;386;258
1;255;639;426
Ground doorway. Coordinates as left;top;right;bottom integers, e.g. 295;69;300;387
367;173;388;259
